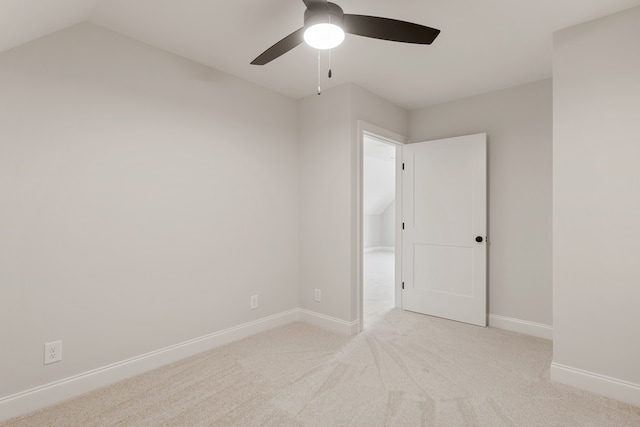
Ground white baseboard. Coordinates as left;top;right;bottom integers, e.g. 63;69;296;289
551;362;640;407
364;246;395;253
298;309;359;336
0;309;299;423
488;314;553;340
0;308;360;422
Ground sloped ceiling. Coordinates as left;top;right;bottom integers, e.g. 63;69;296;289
0;0;100;53
363;136;396;216
2;0;640;109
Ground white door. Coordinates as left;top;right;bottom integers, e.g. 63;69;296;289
401;133;487;326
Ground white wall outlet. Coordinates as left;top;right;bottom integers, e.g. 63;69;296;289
250;295;258;310
44;340;62;365
314;289;321;302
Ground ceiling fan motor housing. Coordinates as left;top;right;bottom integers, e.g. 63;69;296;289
304;2;344;29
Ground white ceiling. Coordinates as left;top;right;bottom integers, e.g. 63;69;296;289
2;0;640;109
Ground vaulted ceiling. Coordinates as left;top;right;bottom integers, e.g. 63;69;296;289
2;0;639;109
363;136;396;216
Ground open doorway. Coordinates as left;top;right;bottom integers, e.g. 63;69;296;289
362;133;399;325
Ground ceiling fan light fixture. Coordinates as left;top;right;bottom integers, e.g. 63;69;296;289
304;22;345;50
250;0;440;67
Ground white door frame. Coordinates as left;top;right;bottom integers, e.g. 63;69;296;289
356;121;407;332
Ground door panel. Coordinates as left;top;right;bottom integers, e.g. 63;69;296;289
401;133;487;326
414;244;473;296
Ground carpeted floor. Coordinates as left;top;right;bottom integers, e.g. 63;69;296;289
4;309;640;426
363;250;395;321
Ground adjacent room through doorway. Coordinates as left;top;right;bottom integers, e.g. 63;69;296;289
362;134;397;321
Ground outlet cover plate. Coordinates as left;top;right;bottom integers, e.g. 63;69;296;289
44;341;62;365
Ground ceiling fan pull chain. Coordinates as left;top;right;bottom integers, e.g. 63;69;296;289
317;49;322;95
328;49;332;79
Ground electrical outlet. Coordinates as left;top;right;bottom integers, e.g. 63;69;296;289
250;295;258;310
44;341;62;365
314;289;321;302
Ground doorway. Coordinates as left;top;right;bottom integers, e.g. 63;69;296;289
358;124;405;330
363;135;396;321
357;126;487;331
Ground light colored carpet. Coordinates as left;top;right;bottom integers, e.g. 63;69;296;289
363;250;395;321
4;310;640;426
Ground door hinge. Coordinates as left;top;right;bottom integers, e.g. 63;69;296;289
402;282;405;290
402;163;405;170
402;222;405;230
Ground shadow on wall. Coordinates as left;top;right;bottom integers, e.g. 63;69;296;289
364;200;395;249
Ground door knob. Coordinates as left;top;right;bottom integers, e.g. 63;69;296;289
475;236;484;243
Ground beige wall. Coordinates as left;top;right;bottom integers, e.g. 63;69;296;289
552;6;640;405
409;80;553;326
298;85;353;320
0;23;300;398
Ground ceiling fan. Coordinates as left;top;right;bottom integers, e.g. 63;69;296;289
251;0;441;66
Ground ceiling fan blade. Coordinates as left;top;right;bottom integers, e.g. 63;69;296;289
251;28;305;65
302;0;328;9
343;15;440;44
